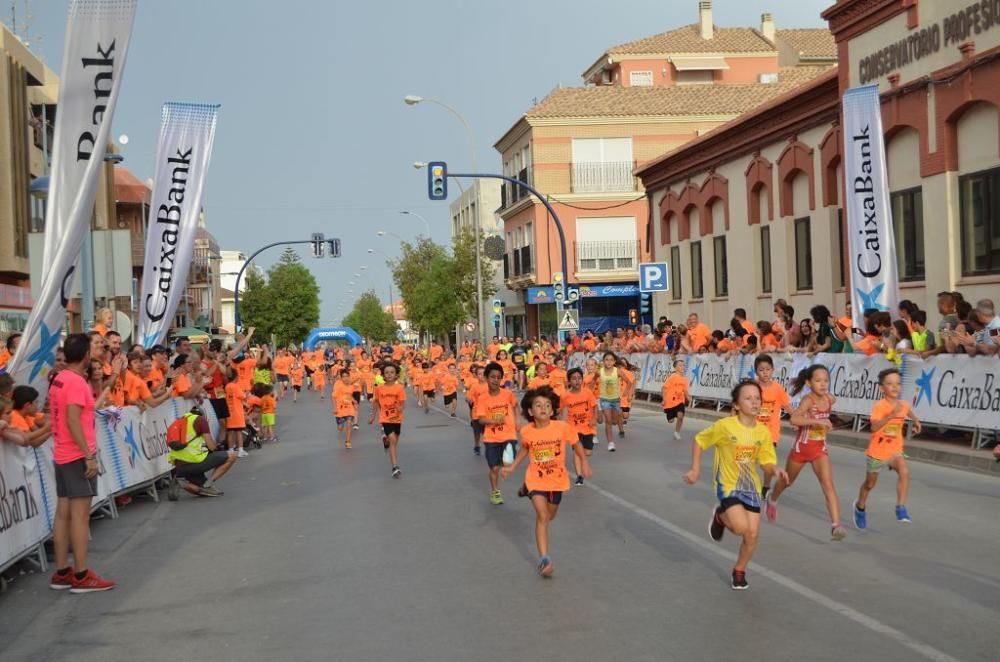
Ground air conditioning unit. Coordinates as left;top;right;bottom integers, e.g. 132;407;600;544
759;72;779;84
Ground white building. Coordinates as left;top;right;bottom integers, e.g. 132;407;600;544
219;250;263;333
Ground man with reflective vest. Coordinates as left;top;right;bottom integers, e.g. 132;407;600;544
167;406;237;500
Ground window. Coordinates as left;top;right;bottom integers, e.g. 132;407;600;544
571;138;634;193
959;167;1000;276
676;70;713;85
713;236;728;297
575;217;637;271
889;187;924;281
629;70;653;86
794;217;813;291
690;240;703;299
670;246;682;301
760;226;772;294
837;209;845;287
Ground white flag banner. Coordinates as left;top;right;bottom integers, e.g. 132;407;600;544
9;0;136;391
842;85;899;331
139;102;221;348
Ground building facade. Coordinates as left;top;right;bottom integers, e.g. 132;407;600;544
636;0;1000;331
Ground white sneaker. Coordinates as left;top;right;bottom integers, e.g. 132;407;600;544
236;448;249;458
608;441;616;452
673;431;681;440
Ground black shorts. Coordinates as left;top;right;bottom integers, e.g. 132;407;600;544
175;451;230;487
664;404;686;422
276;374;289;383
305;366;314;376
578;433;594;451
381;423;402;437
471;419;484;435
54;459;98;498
210;397;230;420
293;385;302;392
444;393;457;405
484;441;516;468
423;389;436;398
720;496;761;514
527;489;563;505
353;392;361;403
622;406;631;413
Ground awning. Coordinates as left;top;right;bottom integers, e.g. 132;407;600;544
670;55;730;71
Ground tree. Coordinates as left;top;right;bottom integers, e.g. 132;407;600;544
451;226;497;321
342;291;398;343
239;250;320;346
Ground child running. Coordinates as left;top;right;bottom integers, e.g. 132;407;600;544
560;368;597;485
312;363;328;399
289;359;304;403
597;352;625;450
369;363;406;478
683;380;786;590
465;365;488;456
854;368;921;528
441;364;460;417
754;354;792;500
419;362;437;414
474;362;519;505
502;386;592;577
765;365;847;540
333;369;358;449
661;359;688;440
617;358;636;426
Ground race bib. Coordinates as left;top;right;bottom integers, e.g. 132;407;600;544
758;402;773;420
883;422;901;438
807;425;827;441
533;448;556;463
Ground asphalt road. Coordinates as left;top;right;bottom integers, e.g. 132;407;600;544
1;391;998;662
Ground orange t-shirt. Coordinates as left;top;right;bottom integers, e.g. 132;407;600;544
466;381;488;406
867;399;909;460
527;376;551;391
561;388;597;436
619;369;636;408
261;394;276;414
246;395;262;412
520;420;577;492
740;319;756;337
225;382;246;428
420;372;437;392
374;383;406;423
333;381;358;418
688;323;712;351
441;374;458;396
290;366;305;386
757;381;791;443
582;338;597;352
236;359;255;391
759;333;780;350
498;360;516;382
473;388;517;443
430;345;443;360
487;343;500;361
583;372;599;396
662;373;688;409
274;355;293;376
9;409;38;432
312;367;327;387
147;366;166;391
124;370;151;405
855;335;881;356
171;373;192;398
550;368;568;392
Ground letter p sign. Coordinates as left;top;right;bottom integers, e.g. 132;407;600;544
639;262;669;293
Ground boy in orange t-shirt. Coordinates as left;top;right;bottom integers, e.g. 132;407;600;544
853;368;921;528
312;363;328;399
465;365;488;455
289;360;305;402
369;363;406;478
661;359;689;440
502;385;591;577
561;368;597;484
333;369;358;448
441;364;460;417
754;354;792;498
419;363;437;413
474;362;519;505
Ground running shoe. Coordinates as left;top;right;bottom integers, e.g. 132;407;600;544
607;441;616;452
831;524;848;540
166;477;180;502
853;500;867;530
69;570;116;594
765;497;777;523
198;485;224;497
345;441;352;449
473;446;481;456
353;423;359;430
709;506;725;542
574;476;584;486
450;413;456;418
731;569;748;590
236;448;249;458
392;465;401;479
49;568;74;590
673;431;681;440
538;556;554;577
618;430;625;438
517;484;529;498
490;489;504;505
895;505;911;523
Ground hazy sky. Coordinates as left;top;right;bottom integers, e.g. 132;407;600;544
23;0;832;323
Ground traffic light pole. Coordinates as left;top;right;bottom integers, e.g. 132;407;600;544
234;239;334;330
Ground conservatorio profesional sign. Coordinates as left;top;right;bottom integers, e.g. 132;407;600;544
858;0;1000;84
139;102;220;348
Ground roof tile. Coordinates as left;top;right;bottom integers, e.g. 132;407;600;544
775;28;837;59
607;24;775;55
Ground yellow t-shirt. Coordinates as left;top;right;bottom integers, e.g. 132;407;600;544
695;416;777;503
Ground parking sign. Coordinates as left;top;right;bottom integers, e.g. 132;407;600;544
639;262;670;293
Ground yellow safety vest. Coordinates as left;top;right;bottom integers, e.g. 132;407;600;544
167;413;208;465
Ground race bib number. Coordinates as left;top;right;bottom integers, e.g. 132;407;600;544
807;425;827;441
883;422;901;438
533;448;556;463
758;402;773;421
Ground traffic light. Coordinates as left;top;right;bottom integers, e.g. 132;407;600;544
628;308;639;326
428;161;448;200
640;292;651;314
311;232;325;258
327;238;341;258
552;271;564;302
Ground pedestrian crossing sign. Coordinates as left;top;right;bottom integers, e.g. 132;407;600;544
558;309;579;331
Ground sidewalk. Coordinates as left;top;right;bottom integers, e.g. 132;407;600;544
631;398;1000;477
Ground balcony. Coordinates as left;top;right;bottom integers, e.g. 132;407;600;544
571;161;637;193
501;167;531;210
575;240;638;274
505;245;534;286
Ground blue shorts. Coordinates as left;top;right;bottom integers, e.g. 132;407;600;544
336;416;354;426
598;398;621;412
719;489;762;512
528;489;563;505
484;441;516;468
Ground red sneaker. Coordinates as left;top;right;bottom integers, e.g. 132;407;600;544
49;568;74;590
69;569;116;594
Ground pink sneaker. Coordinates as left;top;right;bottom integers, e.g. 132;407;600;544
765;497;778;523
69;569;116;594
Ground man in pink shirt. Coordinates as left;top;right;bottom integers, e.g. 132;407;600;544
48;333;116;593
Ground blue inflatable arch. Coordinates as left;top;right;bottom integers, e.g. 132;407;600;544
303;327;363;350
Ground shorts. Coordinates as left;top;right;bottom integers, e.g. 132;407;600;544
261;413;275;426
484;441;516;468
664;404;686;422
788;440;828;464
276;374;289;383
54;459;98;498
210;397;230;420
305;366;314;376
352;392;361;403
336;416;355;426
720;490;762;513
423;390;436;399
527;489;563;505
293;385;302;392
578;433;594;451
866;453;906;473
381;423;402;437
443;393;456;405
471;419;484;435
622;406;631;413
598;398;622;412
175;451;230;487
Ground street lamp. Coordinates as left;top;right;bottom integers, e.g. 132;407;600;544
399;210;431;236
404;94;485;345
377;230;404;242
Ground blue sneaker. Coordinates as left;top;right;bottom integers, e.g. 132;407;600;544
895;505;911;523
853;500;867;530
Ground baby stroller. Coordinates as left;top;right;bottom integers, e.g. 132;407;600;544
243;422;263;450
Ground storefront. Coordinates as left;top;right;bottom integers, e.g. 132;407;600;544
527;282;647;337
